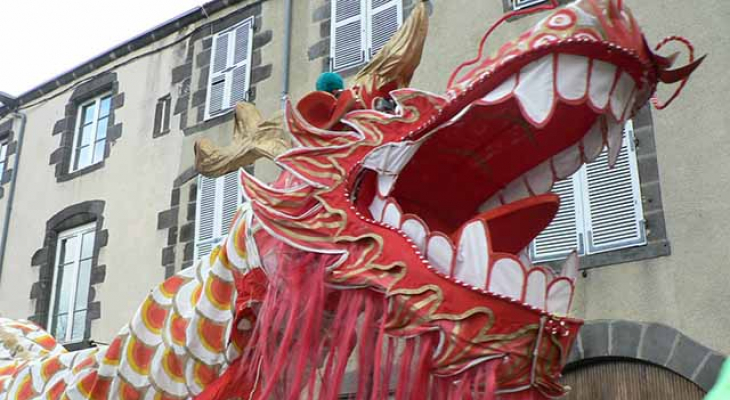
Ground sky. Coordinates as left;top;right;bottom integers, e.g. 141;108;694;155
0;1;208;97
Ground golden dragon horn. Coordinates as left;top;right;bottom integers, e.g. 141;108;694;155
194;102;291;178
352;1;430;91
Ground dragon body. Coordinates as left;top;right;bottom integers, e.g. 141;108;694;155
0;1;702;399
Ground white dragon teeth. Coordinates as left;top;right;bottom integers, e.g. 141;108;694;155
454;220;490;288
557;54;589;101
426;234;455;275
488;258;525;300
364;141;422;197
369;195;386;222
552;142;583;180
606;116;625;168
589;60;617;110
525;269;548;310
377;174;397;197
547;278;574;315
402;217;428;252
382;200;402;227
514;55;556;125
582;119;605;163
482;74;517;103
369;195;579;315
561;252;580;280
526;160;553;196
502;177;531;205
611;71;636;122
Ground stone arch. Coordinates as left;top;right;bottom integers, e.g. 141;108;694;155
566;319;726;392
28;200;108;350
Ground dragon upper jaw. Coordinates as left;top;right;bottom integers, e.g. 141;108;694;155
357;51;639;315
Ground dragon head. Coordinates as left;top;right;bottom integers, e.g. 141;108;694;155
197;0;702;397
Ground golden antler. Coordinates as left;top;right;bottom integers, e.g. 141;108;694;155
352;1;429;91
194;103;291;178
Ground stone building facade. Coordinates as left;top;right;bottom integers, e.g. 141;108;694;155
0;0;726;396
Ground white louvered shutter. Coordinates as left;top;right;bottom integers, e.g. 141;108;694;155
331;0;367;71
195;171;244;260
221;171;242;237
206;18;254;119
195;176;218;259
512;0;549;11
368;0;402;57
531;175;584;262
582;121;646;253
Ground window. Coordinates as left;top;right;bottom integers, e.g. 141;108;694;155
330;0;403;71
0;142;8;183
71;94;112;172
153;95;172;137
531;121;646;262
48;223;96;344
205;18;254;119
510;0;549;10
194;171;243;260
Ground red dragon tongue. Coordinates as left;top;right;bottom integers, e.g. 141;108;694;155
451;193;560;256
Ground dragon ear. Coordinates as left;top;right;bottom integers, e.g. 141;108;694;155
194;102;291;178
351;1;430;95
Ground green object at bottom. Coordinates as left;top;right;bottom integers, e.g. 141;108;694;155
706;360;730;400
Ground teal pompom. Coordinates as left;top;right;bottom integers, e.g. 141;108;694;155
316;72;345;93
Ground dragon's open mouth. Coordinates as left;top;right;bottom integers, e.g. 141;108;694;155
355;52;640;315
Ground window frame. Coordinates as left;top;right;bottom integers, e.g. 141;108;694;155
530;121;647;263
194;171;244;261
47;222;96;345
69;93;112;173
0;141;8;183
510;0;550;11
330;0;404;72
204;17;255;121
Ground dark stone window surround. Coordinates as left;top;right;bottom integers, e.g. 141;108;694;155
158;167;198;278
0;119;19;200
501;0;571;15
28;200;108;351
50;73;125;182
309;0;419;77
171;1;274;138
539;105;669;271
157;165;254;277
567;320;726;392
153;94;172;138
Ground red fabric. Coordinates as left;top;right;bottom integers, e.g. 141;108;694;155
296;90;358;131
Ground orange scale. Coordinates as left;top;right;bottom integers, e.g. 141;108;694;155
103;336;124;366
234;225;248;259
125;336;155;376
153;390;184;400
117;379;142;400
77;371;111;399
141;298;168;335
197;318;225;353
46;379;67;400
161;350;186;384
34;334;58;351
160;276;185;298
193;362;219;389
191;284;202;304
15;373;35;400
169;312;188;347
205;275;234;310
72;355;96;374
0;364;17;376
40;357;64;381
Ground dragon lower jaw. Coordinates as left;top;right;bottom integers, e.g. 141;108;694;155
362;52;640;316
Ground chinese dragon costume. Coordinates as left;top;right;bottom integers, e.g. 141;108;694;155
0;0;703;399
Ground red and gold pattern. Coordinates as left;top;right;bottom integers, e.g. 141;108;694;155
0;1;702;399
0;209;264;400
